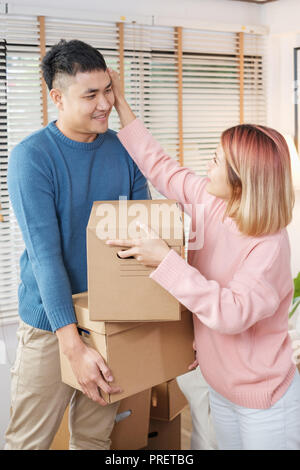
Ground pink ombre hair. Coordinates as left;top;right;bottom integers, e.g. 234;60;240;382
221;124;295;237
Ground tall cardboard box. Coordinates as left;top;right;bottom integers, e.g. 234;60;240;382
146;415;181;450
87;199;184;321
110;389;151;450
150;379;188;421
59;293;194;403
51;389;151;450
50;406;70;450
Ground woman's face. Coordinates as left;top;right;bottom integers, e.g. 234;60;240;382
206;143;232;200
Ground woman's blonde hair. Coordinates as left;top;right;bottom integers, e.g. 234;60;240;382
221;124;295;237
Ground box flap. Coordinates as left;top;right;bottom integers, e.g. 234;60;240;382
150;378;187;421
87;199;184;246
72;292;143;335
168;379;188;420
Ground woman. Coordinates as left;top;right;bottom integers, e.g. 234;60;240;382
106;68;300;450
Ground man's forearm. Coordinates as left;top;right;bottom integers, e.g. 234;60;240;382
56;323;84;358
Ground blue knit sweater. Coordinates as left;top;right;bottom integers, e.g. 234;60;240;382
7;121;150;332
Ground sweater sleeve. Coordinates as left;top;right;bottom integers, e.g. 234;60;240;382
131;161;152;200
7;143;77;332
118;119;209;215
149;236;292;335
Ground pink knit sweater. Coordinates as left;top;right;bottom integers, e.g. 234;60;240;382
118;119;296;409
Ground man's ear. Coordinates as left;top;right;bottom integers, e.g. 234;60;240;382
49;88;64;111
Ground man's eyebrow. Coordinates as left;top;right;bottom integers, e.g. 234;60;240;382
84;88;99;94
83;81;112;95
105;80;112;89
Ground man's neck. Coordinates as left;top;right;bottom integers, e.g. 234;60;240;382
55;119;98;143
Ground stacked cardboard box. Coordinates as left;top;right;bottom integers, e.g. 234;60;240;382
56;199;194;449
144;379;188;450
60;292;194;403
110;389;151;450
50;389;151;451
51;382;188;450
150;379;188;421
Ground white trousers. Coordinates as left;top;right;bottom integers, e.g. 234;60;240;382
208;369;300;450
176;368;218;450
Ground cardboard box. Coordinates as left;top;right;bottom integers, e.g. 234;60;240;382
146;415;181;450
87;199;184;321
110;389;151;450
150;379;188;421
59;292;194;403
50;406;69;450
51;389;151;450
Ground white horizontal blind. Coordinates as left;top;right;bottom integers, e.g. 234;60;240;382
182;29;266;176
182;29;240;176
123;24;151;125
243;33;266;125
44;18;121;129
0;15;42;320
0;39;10;318
123;24;179;200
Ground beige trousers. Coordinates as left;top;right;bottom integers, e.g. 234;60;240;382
5;320;120;450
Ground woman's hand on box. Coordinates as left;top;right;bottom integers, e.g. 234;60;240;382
106;222;171;268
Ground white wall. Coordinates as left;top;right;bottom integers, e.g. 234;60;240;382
262;0;300;279
5;0;263;27
263;0;300;136
288;192;300;279
262;0;300;35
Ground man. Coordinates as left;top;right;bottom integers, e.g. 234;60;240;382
5;39;150;450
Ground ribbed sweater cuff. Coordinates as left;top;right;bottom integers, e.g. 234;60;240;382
47;304;77;332
150;249;187;292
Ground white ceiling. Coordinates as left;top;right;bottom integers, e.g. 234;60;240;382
229;0;278;4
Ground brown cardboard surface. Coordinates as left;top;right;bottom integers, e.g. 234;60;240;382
59;293;194;403
110;389;151;450
150;379;188;421
87;199;184;322
168;379;188;420
72;292;142;335
146;415;181;450
50;390;151;451
50;406;70;450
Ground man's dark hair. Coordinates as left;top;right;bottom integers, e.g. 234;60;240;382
41;39;107;91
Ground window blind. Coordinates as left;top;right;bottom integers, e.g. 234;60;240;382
181;29;266;176
0;38;10;319
243;33;266;125
122;24;180;200
0;15;42;321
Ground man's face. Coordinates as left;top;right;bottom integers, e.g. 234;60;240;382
55;69;115;136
